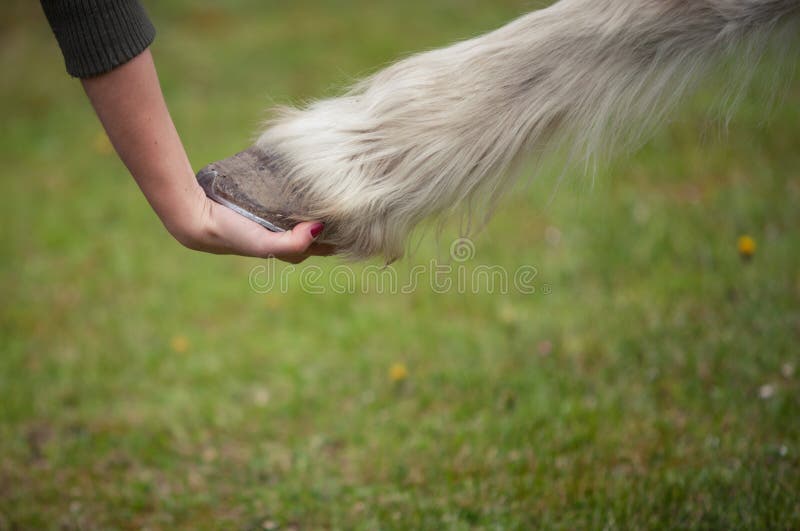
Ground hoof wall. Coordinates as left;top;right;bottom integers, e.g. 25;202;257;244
196;147;306;233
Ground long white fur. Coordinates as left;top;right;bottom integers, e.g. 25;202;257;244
257;0;799;261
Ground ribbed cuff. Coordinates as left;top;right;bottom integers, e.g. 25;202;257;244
40;0;156;78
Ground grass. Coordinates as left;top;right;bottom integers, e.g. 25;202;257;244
1;1;799;529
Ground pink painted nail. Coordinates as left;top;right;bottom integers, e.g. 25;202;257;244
310;223;325;238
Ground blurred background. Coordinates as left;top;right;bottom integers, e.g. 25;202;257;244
1;1;799;528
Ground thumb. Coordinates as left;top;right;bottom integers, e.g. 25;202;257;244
268;221;325;257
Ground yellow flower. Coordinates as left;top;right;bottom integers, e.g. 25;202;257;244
498;302;518;325
389;363;409;382
737;235;756;258
170;335;190;353
264;296;284;310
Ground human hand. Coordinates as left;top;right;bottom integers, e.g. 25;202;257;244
174;186;335;264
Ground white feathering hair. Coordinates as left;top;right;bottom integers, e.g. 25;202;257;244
257;0;800;261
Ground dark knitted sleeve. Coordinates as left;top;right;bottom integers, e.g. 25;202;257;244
40;0;156;78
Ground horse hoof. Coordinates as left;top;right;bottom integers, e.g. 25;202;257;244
196;146;308;233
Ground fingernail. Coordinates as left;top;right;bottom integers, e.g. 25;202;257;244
310;223;325;238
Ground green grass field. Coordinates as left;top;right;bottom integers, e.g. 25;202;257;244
2;1;799;529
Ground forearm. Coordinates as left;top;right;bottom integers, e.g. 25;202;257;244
79;47;327;260
81;48;204;242
43;1;327;261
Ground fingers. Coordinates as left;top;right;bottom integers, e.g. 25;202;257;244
201;199;335;262
261;221;326;258
269;242;336;265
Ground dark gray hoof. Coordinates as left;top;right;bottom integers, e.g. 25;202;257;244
196;147;306;233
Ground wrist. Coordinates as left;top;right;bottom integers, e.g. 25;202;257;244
160;182;216;251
